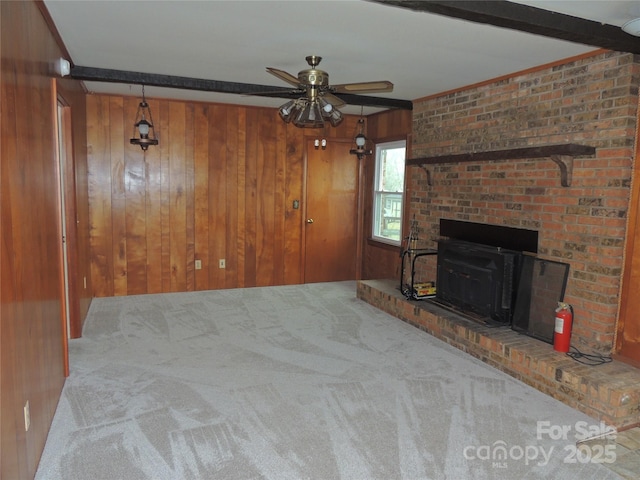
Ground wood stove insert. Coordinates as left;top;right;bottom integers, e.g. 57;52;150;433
432;220;539;326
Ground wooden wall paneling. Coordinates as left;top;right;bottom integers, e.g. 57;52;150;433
159;101;172;292
194;103;210;290
25;116;43;477
1;2;70;477
1;12;23;474
144;98;164;294
370;108;413;138
283;124;305;285
244;108;258;287
169;101;188;292
273;116;287;286
87;95;114;297
110;96;127;296
0;260;20;479
209;104;228;289
256;109;277;286
345;116;361;138
234;108;247;288
225;107;240;289
372;112;391;134
85;96;372;294
124;96;147;295
185;103;196;292
325;115;353;140
224;107;239;288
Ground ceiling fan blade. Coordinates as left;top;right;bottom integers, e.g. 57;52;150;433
321;92;346;107
266;67;301;87
242;88;304;97
331;80;394;94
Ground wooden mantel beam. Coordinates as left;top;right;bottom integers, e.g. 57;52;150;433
407;144;595;166
406;143;596;187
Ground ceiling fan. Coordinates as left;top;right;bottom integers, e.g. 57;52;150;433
266;55;394;128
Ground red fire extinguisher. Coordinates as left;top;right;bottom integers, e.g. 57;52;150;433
554;302;573;353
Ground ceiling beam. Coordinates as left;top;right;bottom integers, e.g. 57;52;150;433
70;66;413;110
368;0;640;55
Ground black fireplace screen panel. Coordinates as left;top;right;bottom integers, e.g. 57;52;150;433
436;239;519;324
511;255;570;343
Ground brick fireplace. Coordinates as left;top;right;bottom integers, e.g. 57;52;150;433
408;50;639;354
358;50;640;428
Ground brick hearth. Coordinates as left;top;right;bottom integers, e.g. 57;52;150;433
357;279;640;430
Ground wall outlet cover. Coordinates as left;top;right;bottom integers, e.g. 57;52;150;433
24;401;30;432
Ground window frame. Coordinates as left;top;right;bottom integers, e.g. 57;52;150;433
371;139;406;246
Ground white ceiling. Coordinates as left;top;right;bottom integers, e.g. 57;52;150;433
44;0;640;115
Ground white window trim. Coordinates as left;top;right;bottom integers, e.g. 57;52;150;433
372;139;406;246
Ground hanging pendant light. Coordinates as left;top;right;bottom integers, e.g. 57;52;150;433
130;85;158;151
350;108;372;160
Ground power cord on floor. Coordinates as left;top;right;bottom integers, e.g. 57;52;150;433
566;346;613;366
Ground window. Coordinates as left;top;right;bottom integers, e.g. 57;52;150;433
372;139;406;245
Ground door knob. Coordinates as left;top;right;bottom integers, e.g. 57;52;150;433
307;218;314;224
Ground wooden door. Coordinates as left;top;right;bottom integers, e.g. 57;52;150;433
616;101;640;365
617;167;640;365
55;90;73;374
304;139;360;283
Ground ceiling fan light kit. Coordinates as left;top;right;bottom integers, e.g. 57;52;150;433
278;96;344;128
295;100;325;128
270;55;393;128
278;99;301;123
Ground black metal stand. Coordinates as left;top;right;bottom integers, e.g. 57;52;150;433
400;247;437;299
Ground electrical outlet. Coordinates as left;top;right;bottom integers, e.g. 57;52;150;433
24;401;30;432
195;259;202;270
219;259;226;269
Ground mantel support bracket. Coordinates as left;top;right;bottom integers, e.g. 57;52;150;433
418;165;432;186
550;155;573;187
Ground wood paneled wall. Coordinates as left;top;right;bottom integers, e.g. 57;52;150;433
361;109;413;280
87;95;367;296
1;1;90;479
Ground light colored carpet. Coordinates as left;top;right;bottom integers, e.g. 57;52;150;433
36;281;622;479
